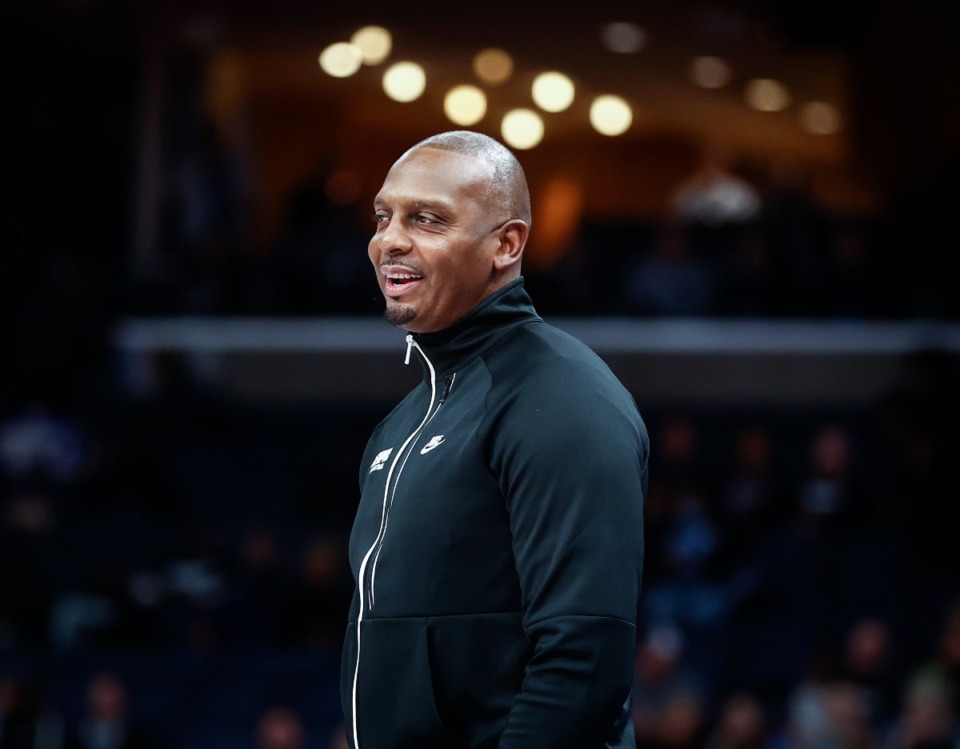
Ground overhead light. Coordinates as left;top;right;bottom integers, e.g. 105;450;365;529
318;42;362;78
473;48;514;85
800;101;842;134
444;85;487;126
689;56;732;89
532;72;575;113
501;109;544;149
383;62;426;102
590;95;633;136
600;22;647;54
350;26;392;65
744;78;791;111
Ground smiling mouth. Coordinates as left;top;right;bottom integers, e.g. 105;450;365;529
382;268;424;296
385;271;422;285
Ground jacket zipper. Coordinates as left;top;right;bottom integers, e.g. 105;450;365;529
350;335;454;749
368;373;454;607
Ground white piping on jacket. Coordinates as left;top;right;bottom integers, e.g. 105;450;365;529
350;334;436;749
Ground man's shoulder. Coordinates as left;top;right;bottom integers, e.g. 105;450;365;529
486;320;638;413
492;319;616;379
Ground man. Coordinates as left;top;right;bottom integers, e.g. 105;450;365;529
341;130;649;749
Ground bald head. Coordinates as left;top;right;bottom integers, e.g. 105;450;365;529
370;131;531;332
405;130;532;228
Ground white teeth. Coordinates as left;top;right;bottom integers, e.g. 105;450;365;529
386;273;421;280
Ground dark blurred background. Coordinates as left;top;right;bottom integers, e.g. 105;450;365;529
2;0;960;748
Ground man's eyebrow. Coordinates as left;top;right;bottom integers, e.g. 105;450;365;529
413;199;454;213
373;195;454;213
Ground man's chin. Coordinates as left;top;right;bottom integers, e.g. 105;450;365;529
384;303;417;329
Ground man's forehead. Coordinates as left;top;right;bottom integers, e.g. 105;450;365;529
411;145;494;177
375;147;492;206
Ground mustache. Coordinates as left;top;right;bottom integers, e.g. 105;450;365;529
379;262;423;275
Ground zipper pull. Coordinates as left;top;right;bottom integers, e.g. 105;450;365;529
404;334;413;365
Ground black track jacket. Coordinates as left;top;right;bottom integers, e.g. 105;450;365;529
342;279;649;749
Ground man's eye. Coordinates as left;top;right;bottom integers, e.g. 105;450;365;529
416;214;438;225
373;213;389;224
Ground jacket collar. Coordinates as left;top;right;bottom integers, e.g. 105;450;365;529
410;278;541;376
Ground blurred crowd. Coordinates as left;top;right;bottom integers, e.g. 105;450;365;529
1;326;959;747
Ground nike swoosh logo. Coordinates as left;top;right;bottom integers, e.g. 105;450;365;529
420;436;445;454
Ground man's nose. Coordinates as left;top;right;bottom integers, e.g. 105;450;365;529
378;218;413;254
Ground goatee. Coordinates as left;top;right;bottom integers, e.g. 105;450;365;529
385;304;416;328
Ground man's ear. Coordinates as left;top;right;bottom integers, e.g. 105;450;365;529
493;220;528;271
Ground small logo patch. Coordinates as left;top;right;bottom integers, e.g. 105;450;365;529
369;448;393;472
420;435;446;455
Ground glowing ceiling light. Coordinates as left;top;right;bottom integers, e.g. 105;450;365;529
744;78;791;111
590;95;633;136
600;22;647;54
689;56;732;89
318;42;363;78
532;71;575;113
800;101;842;134
473;48;514;85
383;62;426;102
351;26;392;65
444;85;487;126
501;109;544;149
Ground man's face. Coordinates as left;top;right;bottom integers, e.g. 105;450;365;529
368;146;506;334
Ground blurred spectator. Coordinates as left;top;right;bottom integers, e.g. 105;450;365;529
0;403;90;490
619;220;717;316
792;423;895;660
660;493;720;586
254;707;305;749
911;603;960;716
795;423;866;531
705;692;770;749
781;680;877;749
632;625;707;747
643;413;729;640
650;415;709;496
637;688;709;749
839;618;902;729
643;414;708;583
822;682;879;749
0;675;37;749
881;672;958;749
717;423;787;547
64;671;164;749
670;145;762;227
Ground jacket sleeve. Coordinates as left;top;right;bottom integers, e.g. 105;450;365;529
488;364;648;749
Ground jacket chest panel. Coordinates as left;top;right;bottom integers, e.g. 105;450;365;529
353;375;521;616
